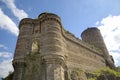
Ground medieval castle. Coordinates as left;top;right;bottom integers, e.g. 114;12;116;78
13;12;115;80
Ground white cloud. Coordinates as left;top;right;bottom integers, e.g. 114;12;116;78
0;52;13;78
0;44;8;50
0;8;19;36
0;59;13;78
2;0;28;20
0;52;12;58
96;15;120;66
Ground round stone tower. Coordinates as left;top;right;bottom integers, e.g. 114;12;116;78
38;12;65;57
81;27;115;69
39;12;67;80
81;27;108;55
14;18;34;58
13;18;34;80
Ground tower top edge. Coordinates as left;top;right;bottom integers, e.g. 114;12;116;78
20;18;33;22
38;12;61;19
81;27;100;36
86;27;99;30
19;12;62;29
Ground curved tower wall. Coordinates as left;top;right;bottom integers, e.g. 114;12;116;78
39;13;65;58
39;13;66;80
81;27;115;69
14;18;33;60
13;18;34;80
81;28;108;56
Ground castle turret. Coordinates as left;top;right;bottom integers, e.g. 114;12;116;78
14;18;34;58
13;18;34;80
81;27;115;69
39;12;67;80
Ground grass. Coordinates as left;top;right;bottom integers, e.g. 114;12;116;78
87;67;120;80
92;67;120;77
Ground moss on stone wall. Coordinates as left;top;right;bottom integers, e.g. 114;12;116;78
70;68;87;80
24;53;42;80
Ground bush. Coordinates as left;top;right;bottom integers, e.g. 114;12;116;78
117;66;120;72
87;67;120;80
92;67;120;77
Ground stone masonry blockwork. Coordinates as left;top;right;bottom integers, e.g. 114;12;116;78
13;12;115;80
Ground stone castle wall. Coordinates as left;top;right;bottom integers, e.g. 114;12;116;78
13;12;115;80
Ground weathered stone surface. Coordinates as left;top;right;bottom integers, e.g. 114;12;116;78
13;12;115;80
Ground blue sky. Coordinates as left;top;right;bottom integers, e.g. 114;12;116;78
0;0;120;78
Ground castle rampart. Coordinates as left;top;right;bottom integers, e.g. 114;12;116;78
13;12;115;80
